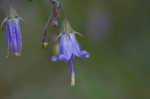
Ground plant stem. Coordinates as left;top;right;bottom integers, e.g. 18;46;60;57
8;0;13;9
60;5;67;21
42;0;54;42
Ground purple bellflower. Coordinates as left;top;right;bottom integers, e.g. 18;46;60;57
6;18;23;56
1;8;23;56
52;32;90;86
52;33;90;61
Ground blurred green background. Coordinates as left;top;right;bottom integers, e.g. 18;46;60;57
0;0;150;98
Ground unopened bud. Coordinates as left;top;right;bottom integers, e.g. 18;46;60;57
42;36;49;48
50;18;59;27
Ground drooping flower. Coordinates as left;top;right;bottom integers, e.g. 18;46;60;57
1;8;23;56
6;17;23;56
51;21;90;86
52;33;90;62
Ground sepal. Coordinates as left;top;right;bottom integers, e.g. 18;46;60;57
60;20;82;38
18;17;24;22
1;17;8;32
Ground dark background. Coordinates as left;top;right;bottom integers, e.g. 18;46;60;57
0;0;150;98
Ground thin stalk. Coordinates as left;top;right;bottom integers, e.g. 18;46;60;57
8;0;13;9
42;0;54;42
60;5;67;21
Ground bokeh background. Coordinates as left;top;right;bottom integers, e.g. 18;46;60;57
0;0;150;99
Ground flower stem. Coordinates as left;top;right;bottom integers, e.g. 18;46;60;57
8;0;13;9
42;0;54;45
60;5;67;21
70;56;75;87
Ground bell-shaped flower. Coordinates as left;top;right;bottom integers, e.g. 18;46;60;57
6;17;23;56
1;8;23;56
51;20;90;86
51;32;90;62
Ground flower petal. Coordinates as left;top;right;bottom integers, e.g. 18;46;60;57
79;50;90;58
69;33;81;57
51;56;58;62
51;55;70;62
59;33;73;60
7;18;22;56
70;33;90;58
14;18;22;53
6;23;11;56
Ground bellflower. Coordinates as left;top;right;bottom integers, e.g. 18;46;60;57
52;33;90;62
51;21;90;86
6;17;23;56
1;8;23;56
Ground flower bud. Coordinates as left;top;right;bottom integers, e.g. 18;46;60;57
50;17;59;27
42;35;49;48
